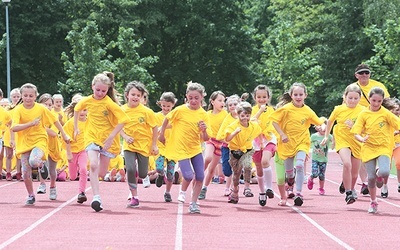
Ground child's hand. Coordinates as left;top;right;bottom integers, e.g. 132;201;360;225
280;133;288;143
344;119;354;129
74;129;80;140
103;138;112;151
260;104;266;112
151;145;159;156
234;127;241;134
198;120;207;132
30;118;40;127
123;135;134;144
63;134;71;144
158;134;166;145
320;137;328;146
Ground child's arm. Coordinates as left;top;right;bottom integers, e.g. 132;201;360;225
199;120;209;142
251;105;266;121
320;120;333;146
120;130;134;144
226;127;241;142
272;121;288;143
11;118;40;132
103;123;125;151
150;126;159;155
354;133;369;143
46;127;58;137
65;143;73;162
73;111;80;140
158;118;169;144
54;120;71;144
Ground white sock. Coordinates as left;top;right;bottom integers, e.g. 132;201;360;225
257;176;265;193
263;168;272;190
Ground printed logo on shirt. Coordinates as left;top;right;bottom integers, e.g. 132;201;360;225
138;117;145;123
301;118;307;125
103;110;109;116
378;121;385;128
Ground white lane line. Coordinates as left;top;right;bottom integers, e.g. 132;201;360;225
0;187;92;249
175;202;183;250
0;181;18;188
274;192;354;250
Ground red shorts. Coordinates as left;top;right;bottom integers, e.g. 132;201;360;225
252;143;276;163
206;138;223;156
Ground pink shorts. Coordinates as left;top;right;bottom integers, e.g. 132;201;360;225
205;138;223;156
252;143;276;164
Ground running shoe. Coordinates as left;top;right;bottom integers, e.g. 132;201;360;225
259;193;267;207
127;197;139;208
368;201;378;214
198;187;207;200
164;192;172;202
39;162;49;180
266;189;274;199
25;195;35;205
91;196;103;212
49;187;57;200
339;182;345;194
318;188;325;195
345;191;355;205
360;183;369;195
188;202;201;214
294;193;303;206
381;184;388;198
307;177;314;190
6;172;12;181
77;192;87;204
177;191;186;203
37;183;46;194
155;174;164;188
142;175;151;188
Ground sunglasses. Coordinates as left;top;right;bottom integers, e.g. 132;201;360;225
357;71;370;75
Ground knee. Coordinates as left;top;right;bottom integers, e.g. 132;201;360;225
182;171;194;182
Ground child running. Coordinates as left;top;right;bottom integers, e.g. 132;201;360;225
223;101;262;204
321;84;364;204
159;81;210;214
154;92;178;202
63;97;89;204
351;87;400;213
199;90;227;200
307;122;334;195
250;84;277;206
120;81;158;208
270;82;326;206
11;83;70;205
74;72;129;212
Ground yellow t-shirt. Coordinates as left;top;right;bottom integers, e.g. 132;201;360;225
12;103;57;159
108;154;124;171
74;95;129;155
164;104;210;161
52;109;67;125
122;103;157;157
351;107;400;162
270;102;324;160
252;105;277;142
48;123;62;161
224;120;262;152
0;106;11;140
356;79;390;107
63;118;87;153
216;113;237;142
155;111;171;156
328;103;364;158
207;109;228;139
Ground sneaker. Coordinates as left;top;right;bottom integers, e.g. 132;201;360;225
77;192;87;204
345;191;355;205
37;183;46;194
224;188;231;196
164;192;172;202
368;201;378;214
259;193;267;207
381;184;388;198
39;162;49;180
361;183;369;195
352;189;358;199
25;195;35;205
49;187;57;200
155;174;164;188
142;175;151;188
307;177;314;190
266;189;274;199
177;191;186;203
198;187;207;200
286;185;295;199
318;188;325;195
16;172;23;181
243;188;254;197
398;184;400;193
188;202;201;214
6;172;12;181
294;193;303;206
127;197;140;208
91;196;103;212
339;182;345;194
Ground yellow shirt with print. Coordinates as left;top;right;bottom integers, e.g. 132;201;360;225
155;111;171;156
207;109;228;139
63;118;87;153
251;105;275;140
328;103;364;159
270;102;324;160
224;120;262;152
122;103;157;157
164;104;209;161
12;103;57;159
351;107;400;162
74;95;129;155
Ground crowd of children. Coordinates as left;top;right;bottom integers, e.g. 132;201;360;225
1;63;400;214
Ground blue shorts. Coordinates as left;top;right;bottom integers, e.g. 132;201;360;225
85;143;116;158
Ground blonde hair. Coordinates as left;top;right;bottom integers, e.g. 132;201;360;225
92;71;120;104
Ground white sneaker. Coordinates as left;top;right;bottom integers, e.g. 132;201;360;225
352;189;358;199
37;184;46;194
177;191;186;203
91;195;103;212
49;187;57;200
142;175;151;188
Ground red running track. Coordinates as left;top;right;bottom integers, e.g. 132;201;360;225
0;152;399;250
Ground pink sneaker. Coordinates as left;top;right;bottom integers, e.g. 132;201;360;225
319;188;325;195
307;177;314;190
127;197;139;208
